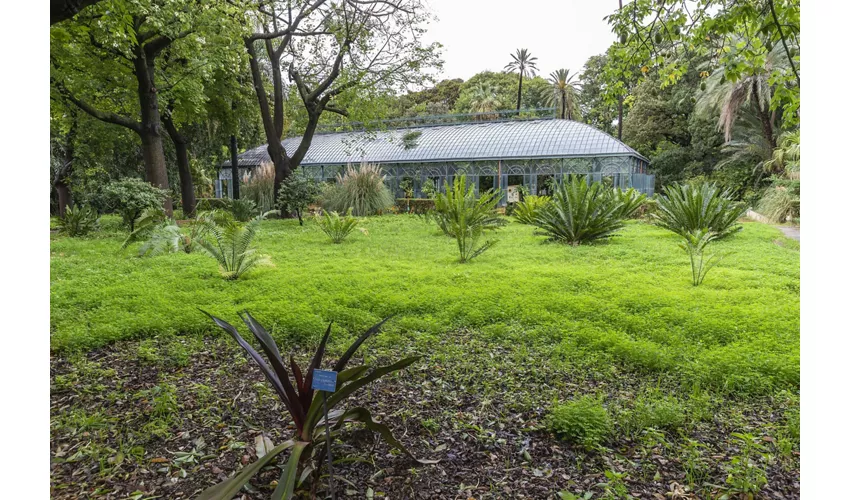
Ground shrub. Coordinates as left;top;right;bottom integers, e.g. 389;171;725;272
679;229;725;286
241;162;276;214
196;198;232;211
653;182;746;239
229;198;258;222
531;175;630;246
432;175;505;263
98;178;167;231
317;208;358;244
199;313;432;499
57;204;99;237
547;395;612;447
513;195;552;225
197;216;264;280
321;162;394;216
278;174;322;225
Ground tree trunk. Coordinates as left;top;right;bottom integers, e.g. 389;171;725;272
55;113;77;218
163;114;197;217
134;47;173;216
516;72;523;112
230;135;240;199
56;180;72;217
561;93;566;119
618;96;623;140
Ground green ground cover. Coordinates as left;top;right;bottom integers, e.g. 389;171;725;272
51;215;799;396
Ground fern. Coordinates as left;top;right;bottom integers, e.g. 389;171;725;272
316;208;358;243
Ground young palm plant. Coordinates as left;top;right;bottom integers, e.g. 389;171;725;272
679;229;725;286
652;182;746;239
197;313;433;500
317;208;358;243
433;175;505;263
513;195;552;225
197;216;264;280
531;176;629;245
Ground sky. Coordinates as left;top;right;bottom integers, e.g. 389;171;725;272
420;0;621;82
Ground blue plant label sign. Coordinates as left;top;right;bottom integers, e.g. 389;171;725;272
311;369;338;392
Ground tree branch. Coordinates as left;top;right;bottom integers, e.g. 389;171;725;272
55;82;142;133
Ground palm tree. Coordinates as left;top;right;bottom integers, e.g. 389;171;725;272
504;48;539;112
696;43;792;150
548;69;581;120
468;82;500;120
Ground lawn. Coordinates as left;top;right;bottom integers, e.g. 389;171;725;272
50;215;800;498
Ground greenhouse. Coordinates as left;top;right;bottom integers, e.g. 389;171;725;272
218;118;654;204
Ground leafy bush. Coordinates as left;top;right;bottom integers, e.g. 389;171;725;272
229;198;258;222
240;162;276;214
431;175;505;263
321;162;394;216
653;182;746;239
197;216;264;280
278;174;322;225
531;176;630;245
57;204;99;237
199;313;431;499
547;395;612;447
317;208;358;244
97;178;167;231
679;229;725;286
513;195;552;225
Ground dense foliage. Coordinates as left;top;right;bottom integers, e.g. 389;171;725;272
547;396;612;448
57;204;99;237
278;175;323;225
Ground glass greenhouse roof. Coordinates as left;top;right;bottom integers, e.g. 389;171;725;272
222;119;647;168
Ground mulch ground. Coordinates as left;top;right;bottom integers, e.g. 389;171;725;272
50;333;800;499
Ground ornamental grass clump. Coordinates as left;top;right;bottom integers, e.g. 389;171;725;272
198;313;433;500
652;182;746;239
322;162;394;216
531;175;633;245
240;162;277;214
317;208;358;243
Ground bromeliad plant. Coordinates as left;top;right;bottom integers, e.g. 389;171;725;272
198;313;432;500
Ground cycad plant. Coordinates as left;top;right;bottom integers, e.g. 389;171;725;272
614;188;647;219
322;162;394;216
197;216;264;280
432;175;505;263
679;229;725;286
57;204;99;237
230;198;258;222
317;208;358;244
652;182;746;239
198;313;433;500
531;176;629;245
513;195;551;225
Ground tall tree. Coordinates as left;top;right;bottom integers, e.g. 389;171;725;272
548;69;581;120
504;48;539;111
242;0;441;200
50;0;243;216
50;0;102;24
